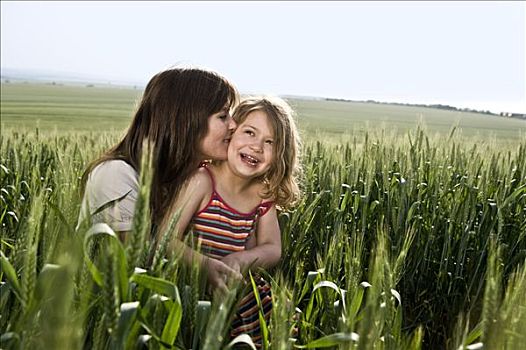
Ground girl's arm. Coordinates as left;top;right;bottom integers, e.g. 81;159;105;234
222;205;281;273
159;169;242;292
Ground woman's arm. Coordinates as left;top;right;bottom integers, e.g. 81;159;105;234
221;205;281;274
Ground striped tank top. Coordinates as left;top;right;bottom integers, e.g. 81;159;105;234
188;166;273;259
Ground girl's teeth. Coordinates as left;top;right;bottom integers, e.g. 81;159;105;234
242;153;258;165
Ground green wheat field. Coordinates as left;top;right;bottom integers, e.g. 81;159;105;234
1;82;525;349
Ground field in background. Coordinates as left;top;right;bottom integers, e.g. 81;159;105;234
2;82;525;140
291;99;526;140
1;83;141;132
1;82;525;349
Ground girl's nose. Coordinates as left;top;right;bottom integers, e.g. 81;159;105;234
250;140;264;153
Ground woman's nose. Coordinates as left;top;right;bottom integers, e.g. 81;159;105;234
227;116;236;130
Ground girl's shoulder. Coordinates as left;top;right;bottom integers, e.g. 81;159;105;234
181;166;216;214
250;182;275;216
185;166;214;196
254;181;276;201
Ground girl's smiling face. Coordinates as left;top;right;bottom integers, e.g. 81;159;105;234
227;110;275;179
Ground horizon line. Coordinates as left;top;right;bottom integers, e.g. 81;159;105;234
1;67;524;115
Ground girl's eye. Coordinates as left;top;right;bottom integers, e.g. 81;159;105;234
245;130;254;136
219;114;227;120
265;140;274;145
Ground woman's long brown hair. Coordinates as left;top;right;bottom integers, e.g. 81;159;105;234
81;67;238;230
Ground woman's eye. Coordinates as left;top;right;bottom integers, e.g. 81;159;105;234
219;114;227;120
265;140;274;145
245;130;254;136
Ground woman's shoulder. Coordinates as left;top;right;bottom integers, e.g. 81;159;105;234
93;159;137;179
91;159;136;176
80;159;139;231
87;159;139;195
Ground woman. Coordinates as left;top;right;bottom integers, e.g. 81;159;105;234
78;66;241;288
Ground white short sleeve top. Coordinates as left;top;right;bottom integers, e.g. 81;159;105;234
77;160;139;232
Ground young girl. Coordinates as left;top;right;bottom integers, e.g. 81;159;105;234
161;96;301;344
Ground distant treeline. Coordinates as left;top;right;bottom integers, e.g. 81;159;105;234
325;97;526;120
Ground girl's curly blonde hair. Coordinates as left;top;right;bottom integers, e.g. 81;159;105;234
232;96;302;209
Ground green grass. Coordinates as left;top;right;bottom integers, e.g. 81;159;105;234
1;82;525;349
1;83;141;132
290;99;526;140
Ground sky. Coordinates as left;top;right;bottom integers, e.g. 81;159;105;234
1;1;525;114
